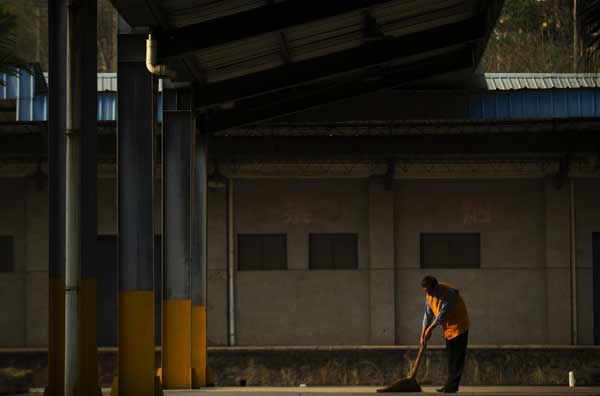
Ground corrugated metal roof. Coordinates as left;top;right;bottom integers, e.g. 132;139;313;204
163;0;272;27
484;73;600;90
44;72;162;93
187;0;476;83
97;73;118;91
5;68;600;122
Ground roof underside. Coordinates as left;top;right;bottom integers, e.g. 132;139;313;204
111;0;504;131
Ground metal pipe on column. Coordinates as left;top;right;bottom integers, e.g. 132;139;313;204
45;1;67;395
227;178;236;346
64;107;81;396
191;122;208;388
114;28;159;396
570;178;578;345
162;87;194;389
64;1;82;391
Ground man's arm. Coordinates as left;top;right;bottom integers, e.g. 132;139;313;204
420;300;433;346
422;300;433;329
423;288;457;341
434;288;456;324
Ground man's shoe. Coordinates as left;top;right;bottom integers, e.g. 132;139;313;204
436;387;446;393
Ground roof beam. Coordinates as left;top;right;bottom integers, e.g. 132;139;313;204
2;120;600;159
195;15;485;109
277;32;292;65
207;132;600;160
201;47;475;132
155;0;402;59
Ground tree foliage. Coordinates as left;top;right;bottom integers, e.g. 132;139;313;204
0;2;26;79
483;0;576;72
5;0;116;72
579;0;600;71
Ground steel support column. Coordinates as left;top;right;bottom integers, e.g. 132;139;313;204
64;0;99;396
46;1;67;395
114;30;159;396
162;87;194;389
191;122;208;388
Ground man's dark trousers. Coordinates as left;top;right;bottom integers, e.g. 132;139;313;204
445;330;469;391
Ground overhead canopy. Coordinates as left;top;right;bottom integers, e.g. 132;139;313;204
110;0;504;131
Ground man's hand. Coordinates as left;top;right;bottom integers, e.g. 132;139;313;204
421;323;437;346
423;326;433;342
419;327;431;347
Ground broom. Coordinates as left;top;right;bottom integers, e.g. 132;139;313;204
376;344;426;393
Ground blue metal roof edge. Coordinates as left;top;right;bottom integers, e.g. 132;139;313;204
3;68;600;122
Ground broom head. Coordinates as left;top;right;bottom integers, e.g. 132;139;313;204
376;377;421;393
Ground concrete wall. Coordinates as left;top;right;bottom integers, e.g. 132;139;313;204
394;179;548;345
233;179;371;345
544;179;572;345
0;179;27;347
207;187;228;346
0;173;598;347
575;179;600;345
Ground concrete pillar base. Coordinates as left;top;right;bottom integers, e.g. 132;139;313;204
78;278;101;396
45;277;65;396
117;292;156;396
111;375;163;396
191;306;207;388
162;300;192;389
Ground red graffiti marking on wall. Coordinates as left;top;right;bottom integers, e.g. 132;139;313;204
462;201;492;224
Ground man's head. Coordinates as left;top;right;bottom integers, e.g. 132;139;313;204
421;275;438;296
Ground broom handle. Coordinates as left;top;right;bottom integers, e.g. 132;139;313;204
408;344;426;379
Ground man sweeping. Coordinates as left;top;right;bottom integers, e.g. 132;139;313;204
421;275;470;393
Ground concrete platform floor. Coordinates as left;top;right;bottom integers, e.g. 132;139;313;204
164;386;599;396
21;387;600;396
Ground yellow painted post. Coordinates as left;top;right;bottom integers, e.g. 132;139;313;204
191;306;207;387
44;278;65;396
114;36;159;396
191;127;208;388
118;292;156;396
78;279;102;396
162;88;194;390
162;300;192;388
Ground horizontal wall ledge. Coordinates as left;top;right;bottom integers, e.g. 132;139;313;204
2;345;600;387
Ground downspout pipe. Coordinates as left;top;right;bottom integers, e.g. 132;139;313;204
570;178;578;345
227;178;236;346
146;33;176;80
65;1;81;394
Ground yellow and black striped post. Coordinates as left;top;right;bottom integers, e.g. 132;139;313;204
113;30;159;396
162;87;194;389
191;127;208;388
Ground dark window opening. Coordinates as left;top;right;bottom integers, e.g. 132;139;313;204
420;233;480;269
237;234;287;270
309;233;358;270
0;236;14;273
